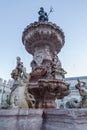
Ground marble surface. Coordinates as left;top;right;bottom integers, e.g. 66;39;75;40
42;108;87;130
0;109;43;130
0;108;87;130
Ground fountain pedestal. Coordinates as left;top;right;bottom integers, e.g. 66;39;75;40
0;109;87;130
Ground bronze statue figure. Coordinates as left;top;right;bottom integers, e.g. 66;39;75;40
38;7;48;22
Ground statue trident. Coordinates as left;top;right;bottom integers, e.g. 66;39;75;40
48;7;54;16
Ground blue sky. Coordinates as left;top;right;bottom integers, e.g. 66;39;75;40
0;0;87;80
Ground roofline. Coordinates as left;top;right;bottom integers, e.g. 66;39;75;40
65;76;87;81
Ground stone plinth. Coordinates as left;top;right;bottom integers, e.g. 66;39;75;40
42;109;87;130
0;109;43;130
1;109;87;130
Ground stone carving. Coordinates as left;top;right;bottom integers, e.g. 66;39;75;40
75;79;87;108
30;67;47;82
65;79;87;108
22;22;65;55
30;45;52;82
51;52;67;80
32;46;52;68
38;7;48;22
65;98;81;108
16;56;23;78
28;79;70;108
55;99;66;109
24;84;35;108
11;57;29;84
10;57;35;108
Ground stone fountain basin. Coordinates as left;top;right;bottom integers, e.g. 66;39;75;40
28;79;70;99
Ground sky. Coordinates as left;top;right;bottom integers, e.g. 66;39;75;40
0;0;87;80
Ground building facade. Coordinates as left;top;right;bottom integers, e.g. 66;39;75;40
0;78;12;107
